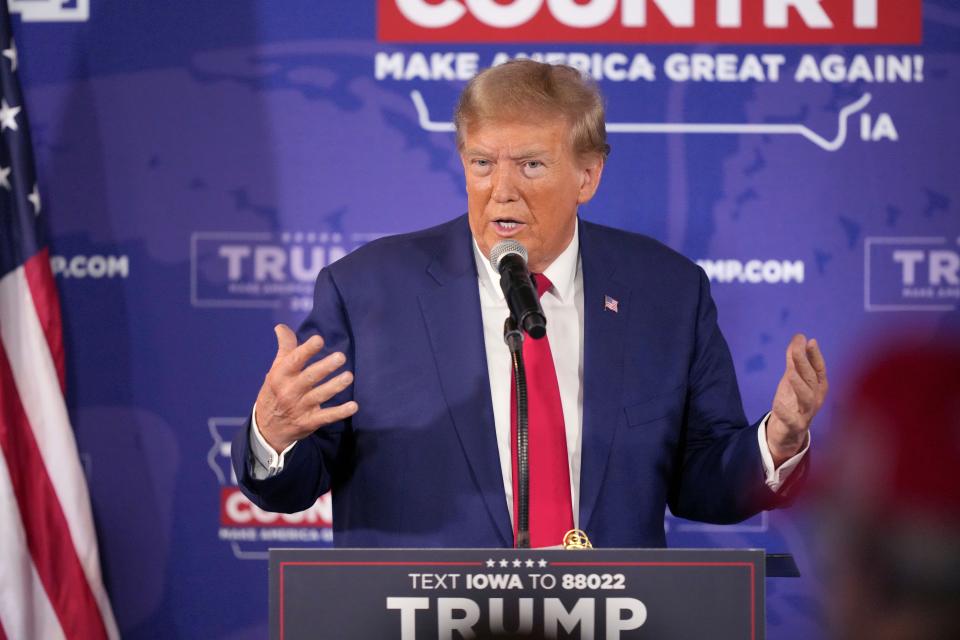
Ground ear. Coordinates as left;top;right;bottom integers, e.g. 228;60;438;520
576;154;605;205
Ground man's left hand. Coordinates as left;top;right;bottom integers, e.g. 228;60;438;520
767;334;828;467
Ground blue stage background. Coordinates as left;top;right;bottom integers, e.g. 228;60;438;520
12;1;959;638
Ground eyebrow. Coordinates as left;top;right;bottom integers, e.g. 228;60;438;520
463;147;552;160
463;147;493;158
509;150;550;161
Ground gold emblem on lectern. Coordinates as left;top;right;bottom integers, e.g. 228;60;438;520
562;529;593;550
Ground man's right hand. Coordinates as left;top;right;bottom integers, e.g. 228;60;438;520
254;324;358;454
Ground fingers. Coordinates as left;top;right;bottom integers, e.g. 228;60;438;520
288;335;327;372
807;338;828;386
785;370;816;409
773;334;828;439
304;400;359;428
301;368;353;405
291;350;343;387
259;326;356;445
273;324;322;372
266;326;350;393
272;332;326;377
791;338;820;389
783;334;823;391
272;324;298;365
777;334;828;416
784;334;805;372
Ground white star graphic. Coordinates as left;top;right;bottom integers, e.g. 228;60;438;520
485;559;495;568
538;559;548;568
499;559;508;568
0;165;10;190
525;559;535;568
28;184;40;215
0;99;20;131
3;38;17;72
512;559;522;568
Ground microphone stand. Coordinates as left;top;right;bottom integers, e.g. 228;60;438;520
503;317;530;549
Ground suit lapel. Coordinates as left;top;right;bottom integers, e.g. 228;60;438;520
578;221;630;533
417;216;513;546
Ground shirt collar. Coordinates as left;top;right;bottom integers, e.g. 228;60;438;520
472;218;580;303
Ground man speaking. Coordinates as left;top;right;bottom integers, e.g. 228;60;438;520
232;60;827;549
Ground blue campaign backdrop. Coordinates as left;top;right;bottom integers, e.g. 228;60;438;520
12;1;959;638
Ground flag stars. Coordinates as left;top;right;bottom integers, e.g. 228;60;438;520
3;38;16;72
0;99;20;131
485;557;549;568
28;184;41;215
0;165;10;190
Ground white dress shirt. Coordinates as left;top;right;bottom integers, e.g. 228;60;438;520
475;224;585;528
250;221;809;525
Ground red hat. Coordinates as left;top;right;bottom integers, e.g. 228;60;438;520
830;338;960;522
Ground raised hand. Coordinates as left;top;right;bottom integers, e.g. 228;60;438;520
254;324;358;453
767;334;828;466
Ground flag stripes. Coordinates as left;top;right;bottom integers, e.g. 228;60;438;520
0;2;118;636
0;406;67;640
22;247;65;390
0;259;118;638
0;342;107;639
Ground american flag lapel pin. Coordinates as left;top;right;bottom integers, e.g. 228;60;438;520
604;295;619;313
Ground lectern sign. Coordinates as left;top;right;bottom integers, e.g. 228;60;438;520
270;548;764;639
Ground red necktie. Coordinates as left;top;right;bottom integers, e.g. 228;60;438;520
510;273;574;548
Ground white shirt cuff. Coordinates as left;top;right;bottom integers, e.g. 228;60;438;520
249;403;297;480
757;413;809;492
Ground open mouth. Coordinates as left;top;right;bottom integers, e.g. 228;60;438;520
493;218;525;232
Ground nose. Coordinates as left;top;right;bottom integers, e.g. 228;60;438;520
490;164;519;204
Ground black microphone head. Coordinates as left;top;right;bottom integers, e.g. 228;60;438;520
489;240;527;273
523;314;547;340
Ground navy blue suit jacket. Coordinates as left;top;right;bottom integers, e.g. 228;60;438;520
233;215;802;548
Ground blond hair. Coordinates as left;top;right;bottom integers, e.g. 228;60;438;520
454;60;610;159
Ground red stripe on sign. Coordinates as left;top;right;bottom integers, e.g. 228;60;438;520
378;0;921;44
0;343;108;640
22;249;66;392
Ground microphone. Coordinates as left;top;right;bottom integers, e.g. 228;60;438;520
489;240;547;339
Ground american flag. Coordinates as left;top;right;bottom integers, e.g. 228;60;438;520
604;294;619;313
0;4;118;639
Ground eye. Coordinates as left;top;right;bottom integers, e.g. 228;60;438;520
469;158;493;176
521;160;546;177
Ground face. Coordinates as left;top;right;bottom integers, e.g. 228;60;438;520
460;117;604;273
